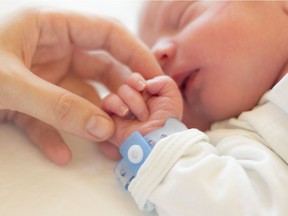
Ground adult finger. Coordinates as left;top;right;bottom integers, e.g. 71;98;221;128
13;113;72;165
1;59;114;142
71;50;131;93
58;73;102;106
38;10;163;78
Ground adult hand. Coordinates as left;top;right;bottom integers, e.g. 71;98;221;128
0;8;162;164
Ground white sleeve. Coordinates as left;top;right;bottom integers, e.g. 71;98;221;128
128;129;288;216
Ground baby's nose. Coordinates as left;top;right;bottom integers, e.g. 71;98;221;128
152;40;176;69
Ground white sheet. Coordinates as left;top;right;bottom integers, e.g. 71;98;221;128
0;1;152;215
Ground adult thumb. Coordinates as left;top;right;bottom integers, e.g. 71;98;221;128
1;69;114;141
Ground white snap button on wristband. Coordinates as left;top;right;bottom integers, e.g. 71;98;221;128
119;131;152;176
128;145;143;164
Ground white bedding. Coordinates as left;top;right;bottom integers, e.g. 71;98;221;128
0;1;151;215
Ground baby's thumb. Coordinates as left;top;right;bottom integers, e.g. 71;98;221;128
2;72;114;141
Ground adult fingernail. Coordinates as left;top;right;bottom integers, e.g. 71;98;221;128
86;115;113;140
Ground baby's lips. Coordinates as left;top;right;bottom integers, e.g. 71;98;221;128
172;69;200;89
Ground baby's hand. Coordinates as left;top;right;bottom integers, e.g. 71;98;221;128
101;73;183;148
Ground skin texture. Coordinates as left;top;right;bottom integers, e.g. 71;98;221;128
0;8;162;165
138;1;288;131
101;74;183;148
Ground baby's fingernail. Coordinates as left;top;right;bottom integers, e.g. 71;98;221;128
86;115;113;140
119;105;129;116
137;80;146;91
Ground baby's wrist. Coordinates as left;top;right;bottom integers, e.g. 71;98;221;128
116;120;166;147
114;118;187;194
138;119;167;137
142;118;187;146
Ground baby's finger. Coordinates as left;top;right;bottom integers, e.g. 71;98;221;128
118;84;149;121
147;75;181;98
125;72;146;91
101;93;129;117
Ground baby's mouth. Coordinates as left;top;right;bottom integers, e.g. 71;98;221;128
180;76;189;93
174;69;199;100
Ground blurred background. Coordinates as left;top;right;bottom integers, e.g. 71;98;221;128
0;0;143;33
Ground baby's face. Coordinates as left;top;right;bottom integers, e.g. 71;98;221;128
139;1;288;130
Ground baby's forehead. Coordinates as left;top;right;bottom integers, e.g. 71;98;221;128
138;2;159;30
141;1;173;16
140;1;161;19
138;1;184;41
139;1;173;27
140;1;191;23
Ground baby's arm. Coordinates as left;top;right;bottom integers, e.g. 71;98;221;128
101;73;183;147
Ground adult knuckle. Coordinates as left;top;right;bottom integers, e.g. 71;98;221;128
54;92;75;126
102;18;134;61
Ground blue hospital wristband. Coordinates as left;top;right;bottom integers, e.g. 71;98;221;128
114;118;187;191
